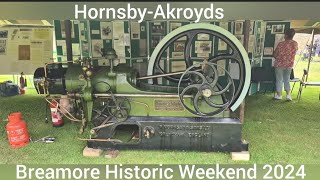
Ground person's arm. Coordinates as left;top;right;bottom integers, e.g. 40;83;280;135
292;42;298;54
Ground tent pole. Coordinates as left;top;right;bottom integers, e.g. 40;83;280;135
306;28;314;82
239;20;250;124
64;20;73;66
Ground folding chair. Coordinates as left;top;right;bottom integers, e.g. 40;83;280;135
290;69;300;94
297;69;320;101
297;69;308;101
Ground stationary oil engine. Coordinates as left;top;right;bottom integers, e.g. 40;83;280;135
34;23;251;152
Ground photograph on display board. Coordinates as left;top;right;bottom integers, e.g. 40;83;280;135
170;22;182;32
0;30;8;38
195;41;212;54
100;22;112;40
218;39;227;51
152;23;165;34
174;41;185;52
271;24;285;34
234;21;244;35
151;36;163;48
197;33;210;40
91;40;103;57
0;39;6;55
18;45;30;60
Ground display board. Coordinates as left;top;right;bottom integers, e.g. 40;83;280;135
130;21;148;77
259;21;291;92
54;20;80;63
53;20;267;93
0;26;53;75
248;20;266;95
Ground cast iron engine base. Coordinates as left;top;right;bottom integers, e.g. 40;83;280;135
87;116;248;152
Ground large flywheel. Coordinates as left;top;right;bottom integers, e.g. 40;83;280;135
178;62;235;117
147;23;251;113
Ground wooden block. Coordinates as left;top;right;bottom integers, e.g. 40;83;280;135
231;151;250;161
83;146;103;157
105;149;120;159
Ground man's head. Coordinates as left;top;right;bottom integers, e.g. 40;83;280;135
285;28;296;40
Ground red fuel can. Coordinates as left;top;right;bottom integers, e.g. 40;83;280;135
50;101;64;127
20;89;25;95
6;112;29;148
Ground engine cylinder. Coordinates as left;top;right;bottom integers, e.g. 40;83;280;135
65;64;86;93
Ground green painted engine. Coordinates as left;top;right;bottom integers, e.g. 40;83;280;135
34;23;251;152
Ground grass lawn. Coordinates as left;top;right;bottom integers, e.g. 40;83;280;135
0;61;320;164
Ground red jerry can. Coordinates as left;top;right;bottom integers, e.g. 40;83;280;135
6;112;29;148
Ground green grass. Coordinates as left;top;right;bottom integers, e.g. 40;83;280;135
0;61;320;164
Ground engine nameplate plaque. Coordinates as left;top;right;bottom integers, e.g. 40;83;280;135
154;99;184;111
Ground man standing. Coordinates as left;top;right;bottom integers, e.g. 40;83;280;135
273;28;298;101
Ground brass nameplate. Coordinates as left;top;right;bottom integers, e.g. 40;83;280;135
154;99;184;111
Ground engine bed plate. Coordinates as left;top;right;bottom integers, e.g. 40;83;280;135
87;116;245;152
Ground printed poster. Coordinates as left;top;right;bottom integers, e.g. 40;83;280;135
33;28;50;39
131;22;140;39
30;40;43;62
